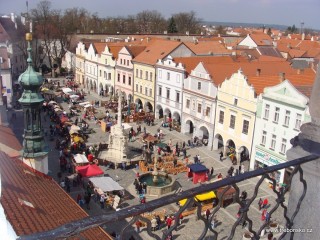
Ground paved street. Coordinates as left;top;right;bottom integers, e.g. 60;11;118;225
8;82;285;240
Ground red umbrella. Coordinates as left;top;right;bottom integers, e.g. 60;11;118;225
60;116;69;124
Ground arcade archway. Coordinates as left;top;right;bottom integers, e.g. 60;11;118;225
213;134;224;150
156;105;164;119
185;119;194;134
145;101;153;112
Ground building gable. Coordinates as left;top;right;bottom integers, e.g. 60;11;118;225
238;35;258;48
192;62;210;79
168;44;195;59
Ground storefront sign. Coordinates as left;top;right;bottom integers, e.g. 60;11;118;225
255;150;284;166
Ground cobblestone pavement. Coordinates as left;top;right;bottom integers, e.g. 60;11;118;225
9;82;285;240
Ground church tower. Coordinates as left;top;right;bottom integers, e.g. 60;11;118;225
18;33;48;174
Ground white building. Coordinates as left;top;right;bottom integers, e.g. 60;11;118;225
181;62;218;149
251;80;312;184
155;56;185;127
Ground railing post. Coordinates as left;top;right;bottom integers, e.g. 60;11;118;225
285;64;320;240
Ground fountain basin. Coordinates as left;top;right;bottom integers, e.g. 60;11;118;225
139;172;177;197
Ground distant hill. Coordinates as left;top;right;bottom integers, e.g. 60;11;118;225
201;21;288;30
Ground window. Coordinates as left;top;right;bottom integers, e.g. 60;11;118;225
270;134;276;150
206;107;210;116
274;107;280;123
230;115;236;129
198;82;201;90
108;73;111;80
159;86;162;96
176;92;180;102
166;89;170;99
104;71;106;79
136;84;138;92
140;86;142;93
127;60;129;66
136;69;138;77
117;74;120;82
242;120;249;134
177;75;180;83
261;131;267;145
128;77;131;86
122;75;126;84
198;104;202;113
192;101;195;110
219;111;224;124
264;104;270;119
145;71;148;80
284;110;290;126
167;72;170;80
159;70;162;78
234;98;238;106
150;72;152;80
140;70;142;78
145;87;148;95
281;138;287;154
295;114;302;130
120;59;122;64
105;59;107;64
149;88;152;97
99;70;102;77
186;99;190;108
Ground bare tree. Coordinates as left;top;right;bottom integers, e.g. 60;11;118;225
136;10;166;33
173;11;201;34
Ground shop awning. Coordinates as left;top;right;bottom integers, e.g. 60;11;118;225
187;164;208;173
89;176;124;192
78;101;90;106
73;154;89;164
62;87;73;94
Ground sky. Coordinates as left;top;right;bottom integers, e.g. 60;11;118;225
1;0;320;29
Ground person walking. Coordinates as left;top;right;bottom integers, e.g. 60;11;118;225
219;151;223;161
210;167;214;176
100;194;105;209
262;198;269;209
151;217;157;231
84;193;91;210
205;209;210;220
166;216;173;229
135;220;142;233
258;198;263;210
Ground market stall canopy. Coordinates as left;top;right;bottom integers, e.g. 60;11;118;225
143;134;157;143
84;104;92;108
70;94;80;99
73;136;84;143
48;101;57;105
60;116;69;124
79;101;90;106
156;142;168;149
76;164;104;177
73;154;89;164
89;177;124;192
187;164;208;173
71;125;81;131
122;123;132;130
179;191;216;206
62;87;73;94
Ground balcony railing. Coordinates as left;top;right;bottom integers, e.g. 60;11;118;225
19;154;319;240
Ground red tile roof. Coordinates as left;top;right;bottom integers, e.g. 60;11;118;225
248;33;273;46
133;40;182;65
185;41;230;55
0;125;22;157
0;152;111;239
126;45;147;58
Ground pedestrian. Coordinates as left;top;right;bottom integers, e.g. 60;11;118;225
265;211;270;223
84;193;91;210
267;233;273;240
205;209;210;220
151;216;157;231
179;213;183;225
258;198;263;210
240;190;247;201
217;173;223;179
262;198;269;209
219;151;223;161
173;158;177;167
211;216;216;229
261;209;267;221
210;167;214;176
197;154;201;163
135;220;142;233
100;194;105;209
166;216;173;229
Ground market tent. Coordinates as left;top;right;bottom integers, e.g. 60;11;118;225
187;164;209;184
70;125;81;131
76;164;104;177
62;87;73;94
89;177;124;192
179;191;217;206
79;101;90;106
73;154;89;164
121;123;132;130
73;136;84;143
156;142;168;149
48;101;57;105
143;134;157;143
70;94;80;99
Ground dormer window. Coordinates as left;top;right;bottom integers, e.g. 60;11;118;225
197;82;201;90
234;98;238;106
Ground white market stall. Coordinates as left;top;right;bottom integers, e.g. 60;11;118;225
89;176;124;192
73;154;89;165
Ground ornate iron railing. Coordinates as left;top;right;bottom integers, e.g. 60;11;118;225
19;154;319;240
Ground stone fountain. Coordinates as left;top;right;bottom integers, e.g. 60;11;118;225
139;149;178;197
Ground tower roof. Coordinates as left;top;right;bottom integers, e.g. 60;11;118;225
18;33;43;88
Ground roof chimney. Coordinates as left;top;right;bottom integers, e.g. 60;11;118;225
297;69;304;74
279;72;285;82
256;68;261;76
